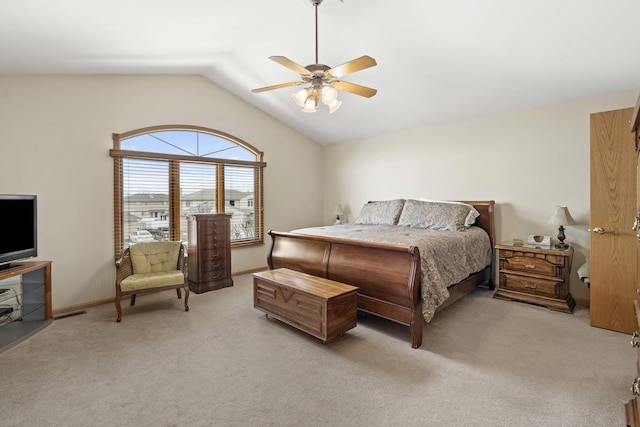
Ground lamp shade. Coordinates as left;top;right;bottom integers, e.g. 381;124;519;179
333;204;344;216
548;206;576;226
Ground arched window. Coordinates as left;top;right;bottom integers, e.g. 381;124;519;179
110;125;265;258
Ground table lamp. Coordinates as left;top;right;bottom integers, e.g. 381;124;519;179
548;206;576;249
333;204;344;224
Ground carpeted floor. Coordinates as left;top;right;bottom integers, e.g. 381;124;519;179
0;273;633;426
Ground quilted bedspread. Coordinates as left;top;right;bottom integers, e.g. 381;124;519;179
290;224;492;322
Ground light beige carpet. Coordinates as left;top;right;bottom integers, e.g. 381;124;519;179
0;273;632;426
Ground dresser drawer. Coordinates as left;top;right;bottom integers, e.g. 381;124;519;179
634;299;640;373
201;223;228;237
499;272;560;299
199;268;230;283
199;258;227;273
499;250;565;277
199;237;229;250
626;397;640;427
201;248;226;260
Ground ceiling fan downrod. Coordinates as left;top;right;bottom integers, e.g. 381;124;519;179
312;0;323;65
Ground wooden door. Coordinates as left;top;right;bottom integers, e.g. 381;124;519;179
590;107;637;333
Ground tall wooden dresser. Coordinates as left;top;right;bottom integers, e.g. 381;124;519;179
187;213;233;294
627;290;640;426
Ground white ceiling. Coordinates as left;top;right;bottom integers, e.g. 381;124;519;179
2;0;639;145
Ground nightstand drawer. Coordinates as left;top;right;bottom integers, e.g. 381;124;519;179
499;251;564;277
500;273;560;299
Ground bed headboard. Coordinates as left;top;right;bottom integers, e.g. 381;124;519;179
460;200;495;248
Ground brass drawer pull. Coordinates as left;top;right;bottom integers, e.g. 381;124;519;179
631;331;640;348
632;377;640;396
523;283;537;289
524;264;536;269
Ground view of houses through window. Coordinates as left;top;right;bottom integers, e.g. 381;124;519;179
110;126;265;256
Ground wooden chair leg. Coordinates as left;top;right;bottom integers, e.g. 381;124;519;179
130;294;136;306
184;286;189;312
115;295;122;322
176;288;182;299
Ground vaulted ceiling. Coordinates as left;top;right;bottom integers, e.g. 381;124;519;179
2;0;639;144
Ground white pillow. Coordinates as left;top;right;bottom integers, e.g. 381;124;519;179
419;198;479;228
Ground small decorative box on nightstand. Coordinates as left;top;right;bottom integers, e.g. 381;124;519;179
493;243;575;313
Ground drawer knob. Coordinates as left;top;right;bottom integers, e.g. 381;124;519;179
591;227;606;235
631;331;640;348
523;283;537;289
632;377;640;396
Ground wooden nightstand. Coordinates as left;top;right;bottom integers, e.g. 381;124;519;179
493;243;575;313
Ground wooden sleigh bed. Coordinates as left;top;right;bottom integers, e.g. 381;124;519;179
267;200;495;349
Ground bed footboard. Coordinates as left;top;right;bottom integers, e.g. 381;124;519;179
268;231;423;348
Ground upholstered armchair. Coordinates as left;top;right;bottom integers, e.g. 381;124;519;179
115;241;189;322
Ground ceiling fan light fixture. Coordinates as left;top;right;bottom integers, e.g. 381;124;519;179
321;86;338;104
292;88;309;108
321;86;341;113
326;98;342;114
302;90;319;113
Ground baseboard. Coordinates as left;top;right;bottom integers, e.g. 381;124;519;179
233;266;268;276
51;268;269;316
574;297;589;307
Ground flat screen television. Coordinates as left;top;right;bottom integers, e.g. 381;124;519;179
0;194;37;271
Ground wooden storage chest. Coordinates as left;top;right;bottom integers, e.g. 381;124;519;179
253;268;358;343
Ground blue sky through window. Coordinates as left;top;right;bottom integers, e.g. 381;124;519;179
122;130;256;161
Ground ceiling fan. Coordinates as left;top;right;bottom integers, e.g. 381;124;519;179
251;0;377;113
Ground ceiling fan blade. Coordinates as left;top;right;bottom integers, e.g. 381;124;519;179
326;55;377;78
251;81;304;93
332;80;377;98
269;56;312;76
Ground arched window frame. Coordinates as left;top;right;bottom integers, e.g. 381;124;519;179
110;125;266;259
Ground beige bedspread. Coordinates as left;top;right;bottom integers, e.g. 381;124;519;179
290;224;492;322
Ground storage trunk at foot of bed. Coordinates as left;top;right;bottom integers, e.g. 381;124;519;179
267;231;423;348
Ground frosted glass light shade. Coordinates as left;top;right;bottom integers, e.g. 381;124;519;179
292;88;308;108
301;94;318;113
327;98;342;113
321;86;338;104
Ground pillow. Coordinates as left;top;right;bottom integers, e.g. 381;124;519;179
419;198;480;228
354;199;405;225
398;199;475;231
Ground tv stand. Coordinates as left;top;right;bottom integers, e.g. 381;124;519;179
0;261;52;352
0;262;24;272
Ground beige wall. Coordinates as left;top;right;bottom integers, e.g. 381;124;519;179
322;88;640;303
0;75;323;310
1;74;636;310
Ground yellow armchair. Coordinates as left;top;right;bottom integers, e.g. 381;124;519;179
114;241;189;322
